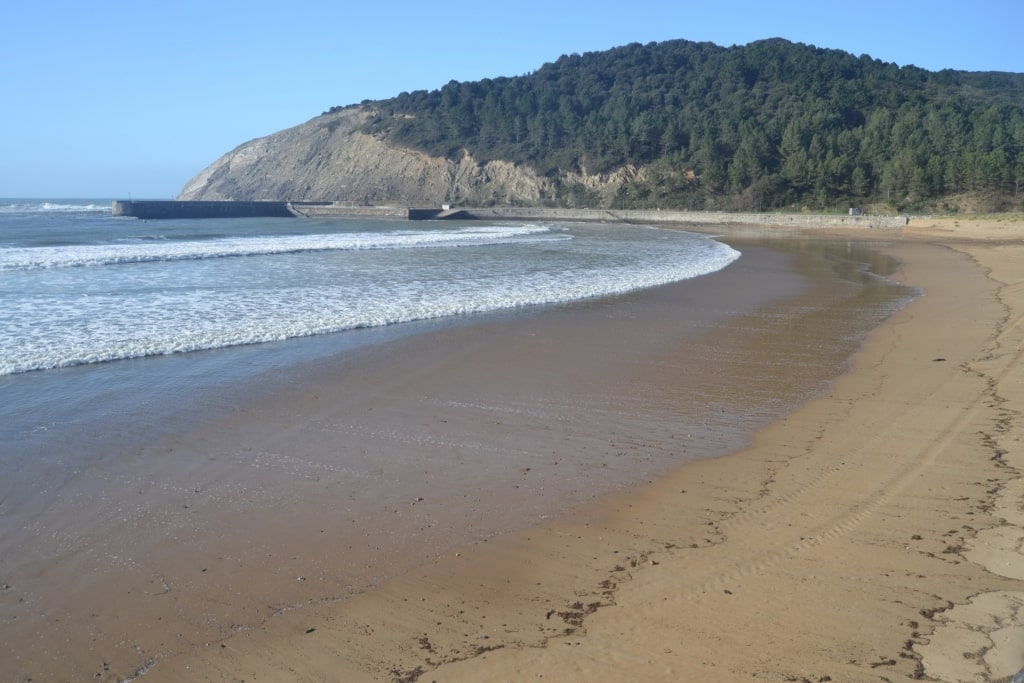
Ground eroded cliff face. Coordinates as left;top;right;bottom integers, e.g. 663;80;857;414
178;107;643;206
178;108;537;204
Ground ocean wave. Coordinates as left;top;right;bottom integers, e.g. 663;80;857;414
0;201;111;214
0;239;739;376
0;225;564;271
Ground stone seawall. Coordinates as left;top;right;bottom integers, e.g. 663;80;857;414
454;207;908;230
112;200;293;219
620;209;909;230
289;204;410;219
112;201;412;220
112;200;908;230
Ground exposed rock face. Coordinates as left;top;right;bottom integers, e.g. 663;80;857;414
178;107;642;206
178;108;541;204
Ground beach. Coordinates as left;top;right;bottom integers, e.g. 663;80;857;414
3;216;1023;682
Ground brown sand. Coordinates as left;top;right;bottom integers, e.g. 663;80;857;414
5;216;1024;682
189;217;1024;683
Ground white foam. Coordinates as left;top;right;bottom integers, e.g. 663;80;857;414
0;225;562;271
0;201;110;214
0;224;740;375
0;238;739;375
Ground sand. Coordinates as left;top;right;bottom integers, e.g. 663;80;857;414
153;216;1024;682
5;216;1024;682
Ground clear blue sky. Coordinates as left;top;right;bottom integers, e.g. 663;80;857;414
3;0;1022;199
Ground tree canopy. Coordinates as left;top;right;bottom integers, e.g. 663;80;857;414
326;38;1024;211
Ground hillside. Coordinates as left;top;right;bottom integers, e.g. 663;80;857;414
179;108;554;206
180;38;1024;212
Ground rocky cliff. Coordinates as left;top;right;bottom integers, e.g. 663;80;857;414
178;107;643;206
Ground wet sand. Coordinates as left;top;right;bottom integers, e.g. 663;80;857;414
4;217;1023;682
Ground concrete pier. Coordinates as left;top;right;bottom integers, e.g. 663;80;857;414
111;201;410;220
112;200;294;219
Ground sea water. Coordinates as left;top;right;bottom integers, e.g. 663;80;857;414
0;199;739;474
0;200;739;375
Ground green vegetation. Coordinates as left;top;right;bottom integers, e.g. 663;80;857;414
327;38;1024;211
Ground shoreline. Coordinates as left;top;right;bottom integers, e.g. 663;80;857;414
4;217;1023;681
175;218;1024;682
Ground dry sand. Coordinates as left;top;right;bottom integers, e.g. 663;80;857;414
7;216;1024;682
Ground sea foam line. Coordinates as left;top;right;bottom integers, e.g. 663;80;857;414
0;240;741;376
0;202;110;214
0;225;562;271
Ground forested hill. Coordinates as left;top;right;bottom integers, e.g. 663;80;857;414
337;38;1024;211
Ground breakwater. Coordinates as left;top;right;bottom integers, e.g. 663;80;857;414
112;200;294;219
111;201;414;220
288;204;411;219
111;201;907;230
